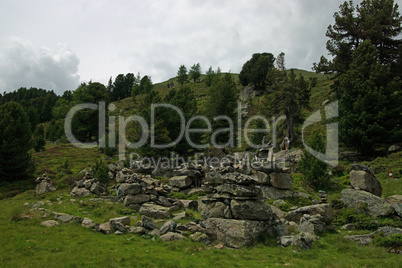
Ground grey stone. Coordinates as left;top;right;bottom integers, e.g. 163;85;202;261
129;226;146;234
90;183;108;196
54;214;75;223
205;171;223;185
350;170;382;197
157;196;171;207
215;184;261;197
116;168;134;183
111;221;128;233
82;217;95;228
98;222;112;234
268;204;285;219
292;232;318;249
160;232;184;241
190;232;210;244
205;218;268;248
141;215;157;230
70;187;91;197
149;229;161;237
257;186;310;200
160;220;177;235
285;204;333;224
169;176;193;189
341;224;356;230
269;172;293;190
117;183;142;198
340;189;394;218
222;173;258;185
41;220;59;227
36;181;56;195
230;199;276;221
124;194;150;206
109;216;130;226
386;195;402;204
139;203;172;219
200;201;227;219
255;171;271;185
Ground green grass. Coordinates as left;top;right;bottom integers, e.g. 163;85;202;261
1;195;402;268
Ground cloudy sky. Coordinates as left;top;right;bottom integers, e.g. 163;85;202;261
0;0;381;95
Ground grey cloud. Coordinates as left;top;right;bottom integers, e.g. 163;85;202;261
0;37;80;95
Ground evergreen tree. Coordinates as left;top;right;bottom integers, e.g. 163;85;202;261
239;52;275;89
339;40;402;154
0;102;33;181
298;131;329;190
206;73;238;145
189;63;201;82
33;124;46;152
177;65;188;86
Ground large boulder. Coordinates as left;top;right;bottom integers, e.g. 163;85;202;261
169;176;193;189
139;203;172;219
349;170;382;197
215;184;261;198
124;194;150;206
70;187;91;197
230;199;276;221
160;232;184;241
386;195;402;217
285;203;333;224
115;168;134;183
204;218;268;248
222;173;258;185
269;173;293;190
340;189;394;218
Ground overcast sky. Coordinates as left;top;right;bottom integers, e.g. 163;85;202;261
1;0;391;95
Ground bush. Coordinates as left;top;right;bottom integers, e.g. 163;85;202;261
93;159;109;184
373;234;402;248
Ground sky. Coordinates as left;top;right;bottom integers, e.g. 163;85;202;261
1;0;391;95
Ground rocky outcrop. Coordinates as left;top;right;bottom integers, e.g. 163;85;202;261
340;189;394;217
345;226;402;246
70;170;108;197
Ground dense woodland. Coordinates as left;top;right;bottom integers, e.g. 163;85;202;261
0;0;401;184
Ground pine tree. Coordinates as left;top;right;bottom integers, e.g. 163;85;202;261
0;102;33;181
177;65;188;86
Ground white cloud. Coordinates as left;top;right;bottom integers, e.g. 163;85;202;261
0;37;80;95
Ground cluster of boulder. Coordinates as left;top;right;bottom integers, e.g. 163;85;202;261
340;165;400;218
70;169;108;197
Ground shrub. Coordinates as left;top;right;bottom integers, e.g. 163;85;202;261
93;159;109;184
373;234;402;248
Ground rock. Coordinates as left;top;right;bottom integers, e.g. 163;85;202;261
349;170;382;197
222;173;258;185
180;200;199;211
54;214;75;223
41;220;59;227
255;171;270;185
388;144;401;153
117;183;142;198
169;176;193;189
187;188;204;196
129;226;146;234
205;172;223;185
273;200;287;207
345;226;402;246
90;183;108;196
124;194;150;206
268;204;285;219
299;215;325;235
215;183;261;198
110;221;128;233
36;181;56;195
257;186;310;200
160;220;177;235
173;211;188;221
285;204;333;224
204;218;268;248
141;215;158;230
292;232;318;249
70;187;91;197
190;232;210;244
116;168;134;183
157;196;171;207
109;216;130;226
230;199;276;221
82;217;95;228
279;236;294;247
200;201;227;219
98;222;112;234
340;189;394;218
269;173;293;190
139;203;172;219
386;195;402;204
160;232;184;241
